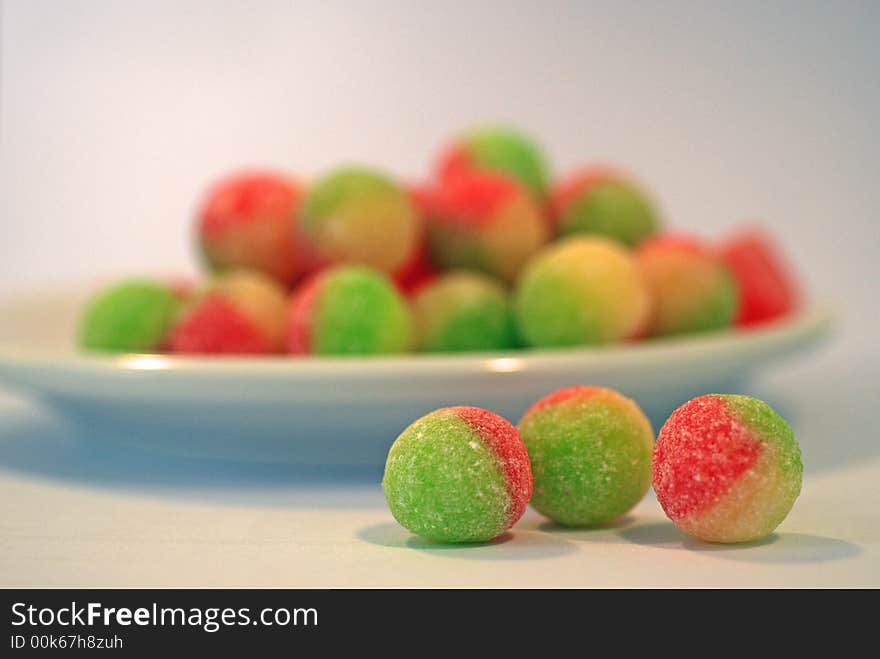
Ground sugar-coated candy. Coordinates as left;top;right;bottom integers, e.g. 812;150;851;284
412;271;516;352
427;171;549;282
382;406;533;543
300;167;419;274
519;386;654;526
638;235;738;336
197;172;303;285
552;166;659;246
288;265;412;355
514;236;651;347
169;270;288;354
436;126;549;199
720;228;800;327
653;394;802;543
79;280;181;353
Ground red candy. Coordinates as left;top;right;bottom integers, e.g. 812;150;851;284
720;228;800;327
198;172;303;285
287;273;324;354
169;296;271;354
455;406;534;527
652;396;760;519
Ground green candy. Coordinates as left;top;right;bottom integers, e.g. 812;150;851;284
312;266;412;355
382;409;511;543
79;280;180;352
519;386;654;526
413;272;516;352
302;168;400;223
560;180;658;247
464;127;549;199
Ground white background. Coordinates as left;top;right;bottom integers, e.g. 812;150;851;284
2;0;878;363
1;1;878;586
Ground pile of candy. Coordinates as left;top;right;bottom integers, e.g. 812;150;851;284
79;126;802;355
383;390;803;544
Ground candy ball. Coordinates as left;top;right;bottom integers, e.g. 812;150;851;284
653;394;803;543
391;184;438;296
412;271;516;352
79;280;181;353
197;172;303;285
436;126;550;199
300;167;419;274
288;265;412;355
382;406;533;543
169;270;288;354
637;235;738;336
427;171;549;282
513;236;651;347
518;386;654;526
552;166;659;246
720;228;800;327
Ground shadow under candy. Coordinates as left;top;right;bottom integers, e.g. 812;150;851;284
618;521;861;564
356;522;578;560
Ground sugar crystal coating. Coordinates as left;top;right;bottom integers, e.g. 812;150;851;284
519;386;654;526
382;406;532;543
653;394;802;543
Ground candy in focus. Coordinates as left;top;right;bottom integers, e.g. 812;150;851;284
653;394;802;543
518;386;654;526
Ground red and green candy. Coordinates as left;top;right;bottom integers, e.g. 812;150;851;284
412;271;516;352
638;235;739;336
519;386;654;526
382;406;533;543
551;165;659;246
514;236;651;347
300;167;419;274
169;270;288;355
427;170;549;283
197;171;303;286
653;394;803;543
288;265;412;356
436;125;550;199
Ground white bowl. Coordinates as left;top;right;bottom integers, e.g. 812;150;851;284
0;286;832;465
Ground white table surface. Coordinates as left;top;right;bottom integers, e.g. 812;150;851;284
1;346;877;588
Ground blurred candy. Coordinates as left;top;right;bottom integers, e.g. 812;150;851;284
412;271;516;352
169;270;288;354
519;386;654;526
79;280;181;353
436;125;550;199
288;265;412;355
392;185;438;296
382;406;533;543
552;166;659;246
197;172;303;285
514;236;651;347
637;235;738;336
720;228;800;327
653;394;802;543
427;170;549;282
300;167;419;274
